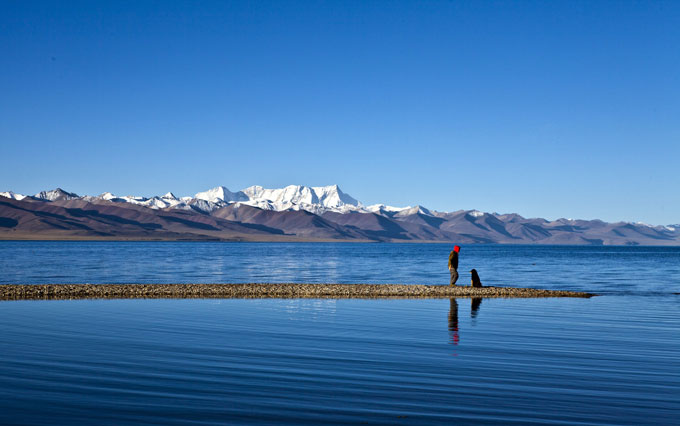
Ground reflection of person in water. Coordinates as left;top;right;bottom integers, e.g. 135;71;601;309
449;298;484;347
448;298;459;345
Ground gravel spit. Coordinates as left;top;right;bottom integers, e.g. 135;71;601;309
0;283;595;301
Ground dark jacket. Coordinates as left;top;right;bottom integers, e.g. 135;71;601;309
448;251;458;269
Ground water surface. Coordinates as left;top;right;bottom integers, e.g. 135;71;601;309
2;242;679;295
0;243;678;425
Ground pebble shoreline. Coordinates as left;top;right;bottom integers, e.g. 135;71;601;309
0;283;595;301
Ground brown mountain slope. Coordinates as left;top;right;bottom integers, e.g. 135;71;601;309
212;204;373;240
0;198;283;240
1;195;678;244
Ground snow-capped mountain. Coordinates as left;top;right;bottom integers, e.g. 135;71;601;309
194;186;249;203
393;205;434;218
87;191;189;210
110;184;366;214
1;184;373;215
34;188;79;201
366;204;408;212
237;184;362;214
1;184;679;245
1;185;678;246
0;191;27;201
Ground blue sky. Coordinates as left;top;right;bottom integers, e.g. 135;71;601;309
1;1;678;224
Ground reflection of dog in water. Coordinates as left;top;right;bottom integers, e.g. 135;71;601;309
470;269;483;288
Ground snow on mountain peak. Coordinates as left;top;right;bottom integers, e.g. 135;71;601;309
0;191;27;200
194;186;248;203
237;184;360;213
99;192;117;200
366;204;411;214
242;185;312;205
34;188;79;201
242;185;264;197
7;184;435;217
312;184;360;208
394;205;434;217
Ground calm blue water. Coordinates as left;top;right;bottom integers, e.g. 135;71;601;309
1;242;679;425
2;242;679;295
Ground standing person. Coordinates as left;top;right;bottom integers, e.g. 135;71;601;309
448;245;460;286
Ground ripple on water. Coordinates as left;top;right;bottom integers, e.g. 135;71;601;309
0;297;678;425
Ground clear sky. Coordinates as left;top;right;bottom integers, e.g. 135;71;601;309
1;1;678;225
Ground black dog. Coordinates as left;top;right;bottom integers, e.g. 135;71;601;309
470;269;483;288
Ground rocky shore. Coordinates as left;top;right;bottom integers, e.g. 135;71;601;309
0;283;594;301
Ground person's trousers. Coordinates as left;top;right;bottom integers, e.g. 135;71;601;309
450;268;459;286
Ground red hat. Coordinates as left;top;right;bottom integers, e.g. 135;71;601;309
454;245;460;253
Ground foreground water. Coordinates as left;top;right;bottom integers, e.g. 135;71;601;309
0;242;679;425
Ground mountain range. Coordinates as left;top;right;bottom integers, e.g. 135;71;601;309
1;185;678;245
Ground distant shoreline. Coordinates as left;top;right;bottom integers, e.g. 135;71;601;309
0;283;595;300
2;237;679;246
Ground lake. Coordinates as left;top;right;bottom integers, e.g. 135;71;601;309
0;242;679;425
